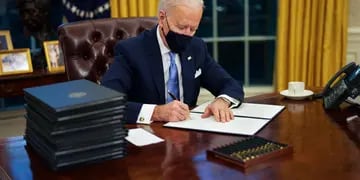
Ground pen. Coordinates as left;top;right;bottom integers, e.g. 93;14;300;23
168;91;178;101
168;91;191;120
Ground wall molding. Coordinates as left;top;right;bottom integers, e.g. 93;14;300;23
347;27;360;64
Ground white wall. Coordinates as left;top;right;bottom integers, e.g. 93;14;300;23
347;0;360;64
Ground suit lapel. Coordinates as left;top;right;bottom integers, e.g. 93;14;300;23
144;27;166;103
180;51;195;105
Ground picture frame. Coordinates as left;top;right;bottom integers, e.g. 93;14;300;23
43;40;64;72
0;30;14;50
0;48;33;75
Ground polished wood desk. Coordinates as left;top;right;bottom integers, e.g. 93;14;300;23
0;70;67;98
0;93;359;179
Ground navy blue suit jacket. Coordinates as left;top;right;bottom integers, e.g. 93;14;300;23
101;26;244;123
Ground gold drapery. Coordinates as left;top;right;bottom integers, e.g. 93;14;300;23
275;0;348;91
110;0;159;18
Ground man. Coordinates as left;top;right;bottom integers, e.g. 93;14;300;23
101;0;244;124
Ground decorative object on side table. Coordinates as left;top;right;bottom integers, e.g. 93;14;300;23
16;0;58;71
0;48;33;76
0;30;14;50
43;40;64;72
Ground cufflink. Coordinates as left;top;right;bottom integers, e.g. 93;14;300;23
187;56;192;61
139;117;145;122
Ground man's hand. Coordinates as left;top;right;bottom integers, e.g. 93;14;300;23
152;101;190;122
201;98;234;122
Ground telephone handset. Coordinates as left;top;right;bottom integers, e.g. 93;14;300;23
320;62;360;109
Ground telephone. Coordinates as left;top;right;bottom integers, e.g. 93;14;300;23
320;62;360;109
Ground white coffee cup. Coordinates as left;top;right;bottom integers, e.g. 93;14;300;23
288;81;305;96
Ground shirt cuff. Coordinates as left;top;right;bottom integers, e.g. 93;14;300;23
136;104;156;124
217;94;240;108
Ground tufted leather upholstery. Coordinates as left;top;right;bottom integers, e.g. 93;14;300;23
58;17;158;83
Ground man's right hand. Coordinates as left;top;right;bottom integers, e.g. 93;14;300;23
151;101;190;122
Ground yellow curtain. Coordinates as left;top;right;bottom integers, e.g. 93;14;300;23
110;0;159;18
275;0;348;91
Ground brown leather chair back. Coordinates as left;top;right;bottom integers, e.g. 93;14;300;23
58;17;158;83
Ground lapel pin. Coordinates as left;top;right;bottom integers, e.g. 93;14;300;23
187;56;192;61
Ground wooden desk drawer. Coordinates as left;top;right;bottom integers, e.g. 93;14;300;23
0;71;67;98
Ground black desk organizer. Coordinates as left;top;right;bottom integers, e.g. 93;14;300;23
207;136;293;168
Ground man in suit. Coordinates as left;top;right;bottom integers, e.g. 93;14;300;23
101;0;244;124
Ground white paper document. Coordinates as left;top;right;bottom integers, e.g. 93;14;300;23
125;128;164;146
164;101;285;135
191;101;285;119
164;113;270;136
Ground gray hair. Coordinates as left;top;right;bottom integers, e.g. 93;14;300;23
158;0;204;13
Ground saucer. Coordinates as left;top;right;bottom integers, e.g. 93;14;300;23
280;89;314;100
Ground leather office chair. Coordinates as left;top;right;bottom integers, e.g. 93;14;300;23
58;17;158;83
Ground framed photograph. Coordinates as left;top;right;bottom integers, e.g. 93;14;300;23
43;40;64;72
0;30;14;50
0;48;33;75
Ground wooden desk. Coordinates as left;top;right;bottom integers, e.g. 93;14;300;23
0;93;359;179
0;71;67;98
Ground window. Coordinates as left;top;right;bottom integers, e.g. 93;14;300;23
197;0;277;87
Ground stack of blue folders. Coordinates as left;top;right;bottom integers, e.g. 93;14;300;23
23;79;127;170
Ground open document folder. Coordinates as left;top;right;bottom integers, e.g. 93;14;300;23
164;102;285;136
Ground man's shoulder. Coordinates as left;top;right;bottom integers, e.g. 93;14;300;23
191;36;205;45
187;36;206;53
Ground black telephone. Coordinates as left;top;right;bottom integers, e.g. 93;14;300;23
320;62;360;109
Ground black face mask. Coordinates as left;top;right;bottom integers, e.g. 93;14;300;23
163;16;193;53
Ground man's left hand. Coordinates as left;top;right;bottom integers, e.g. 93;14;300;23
201;98;234;122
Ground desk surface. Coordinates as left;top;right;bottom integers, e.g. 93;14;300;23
0;93;359;180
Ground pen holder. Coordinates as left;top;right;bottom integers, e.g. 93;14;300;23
206;136;293;169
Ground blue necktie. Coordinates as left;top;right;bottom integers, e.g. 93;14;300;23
167;52;179;103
